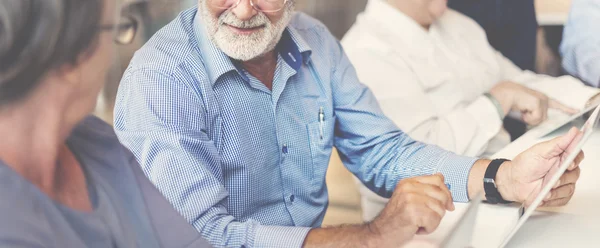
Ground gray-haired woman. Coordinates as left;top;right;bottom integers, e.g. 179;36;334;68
0;0;210;247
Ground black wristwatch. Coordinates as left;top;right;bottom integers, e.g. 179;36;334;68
483;159;513;204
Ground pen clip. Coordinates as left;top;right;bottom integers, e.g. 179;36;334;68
319;107;324;140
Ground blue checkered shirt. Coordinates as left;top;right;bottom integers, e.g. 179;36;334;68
114;7;477;248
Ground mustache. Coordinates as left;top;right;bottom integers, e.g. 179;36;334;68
218;10;269;28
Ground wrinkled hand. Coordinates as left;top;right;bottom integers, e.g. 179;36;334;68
490;81;578;125
368;174;454;247
496;127;584;207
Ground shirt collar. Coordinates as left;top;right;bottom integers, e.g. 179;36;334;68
284;24;313;64
193;9;312;86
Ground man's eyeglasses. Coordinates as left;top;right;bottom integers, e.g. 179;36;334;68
210;0;288;13
98;16;138;45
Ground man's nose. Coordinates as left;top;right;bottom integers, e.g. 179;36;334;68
231;0;259;21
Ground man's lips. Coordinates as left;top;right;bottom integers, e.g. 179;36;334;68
226;24;265;35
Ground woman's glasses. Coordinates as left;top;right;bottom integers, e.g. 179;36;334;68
98;16;138;45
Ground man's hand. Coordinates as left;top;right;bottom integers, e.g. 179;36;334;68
303;174;454;248
490;81;578;125
495;127;584;207
369;174;454;246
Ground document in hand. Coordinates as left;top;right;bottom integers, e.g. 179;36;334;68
499;104;600;248
441;193;483;248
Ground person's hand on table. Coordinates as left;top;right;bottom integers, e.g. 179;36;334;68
368;174;454;247
494;127;584;207
490;81;578;125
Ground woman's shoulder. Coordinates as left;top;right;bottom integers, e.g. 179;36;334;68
70;115;137;172
73;115;118;139
0;166;54;246
71;115;128;157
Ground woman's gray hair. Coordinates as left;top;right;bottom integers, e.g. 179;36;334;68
0;0;104;105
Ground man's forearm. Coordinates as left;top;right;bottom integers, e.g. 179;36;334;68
302;224;381;248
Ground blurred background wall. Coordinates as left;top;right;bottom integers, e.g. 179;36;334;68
296;0;367;39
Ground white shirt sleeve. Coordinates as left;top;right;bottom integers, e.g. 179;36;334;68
347;50;503;157
496;51;600;110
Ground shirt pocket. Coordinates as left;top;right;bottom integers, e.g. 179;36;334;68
306;116;336;188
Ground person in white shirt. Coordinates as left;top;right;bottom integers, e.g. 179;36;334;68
341;0;600;221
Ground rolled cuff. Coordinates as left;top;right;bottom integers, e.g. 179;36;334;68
435;153;478;203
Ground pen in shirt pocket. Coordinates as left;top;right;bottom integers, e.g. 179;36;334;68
319;107;324;140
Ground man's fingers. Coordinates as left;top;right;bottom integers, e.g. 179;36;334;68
564;130;586;157
403;180;454;211
413;174;445;187
418;183;454;211
555;168;581;189
545;183;576;201
523;110;544;126
570;151;585;170
413;174;454;210
549;99;579;115
541;195;573;207
411;206;443;235
423;196;447;219
536;127;580;159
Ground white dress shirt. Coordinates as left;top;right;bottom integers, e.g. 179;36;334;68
341;0;599;221
342;0;598;157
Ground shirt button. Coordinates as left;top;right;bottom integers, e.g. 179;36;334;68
290;195;295;202
282;144;288;154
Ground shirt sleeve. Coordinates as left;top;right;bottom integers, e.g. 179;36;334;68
560;0;600;87
342;47;503;157
495;50;600;110
327;36;477;202
114;68;310;248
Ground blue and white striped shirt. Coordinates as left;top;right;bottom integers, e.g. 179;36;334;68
114;7;476;248
561;0;600;87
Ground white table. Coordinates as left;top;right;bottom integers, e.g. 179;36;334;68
423;116;600;247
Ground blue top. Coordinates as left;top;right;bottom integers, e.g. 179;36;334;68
561;0;600;87
114;7;477;248
0;116;211;248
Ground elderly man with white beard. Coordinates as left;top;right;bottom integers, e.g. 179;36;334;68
114;0;585;247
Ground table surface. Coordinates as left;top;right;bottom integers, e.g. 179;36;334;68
422;114;600;247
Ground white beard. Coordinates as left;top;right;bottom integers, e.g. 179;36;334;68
200;1;294;61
